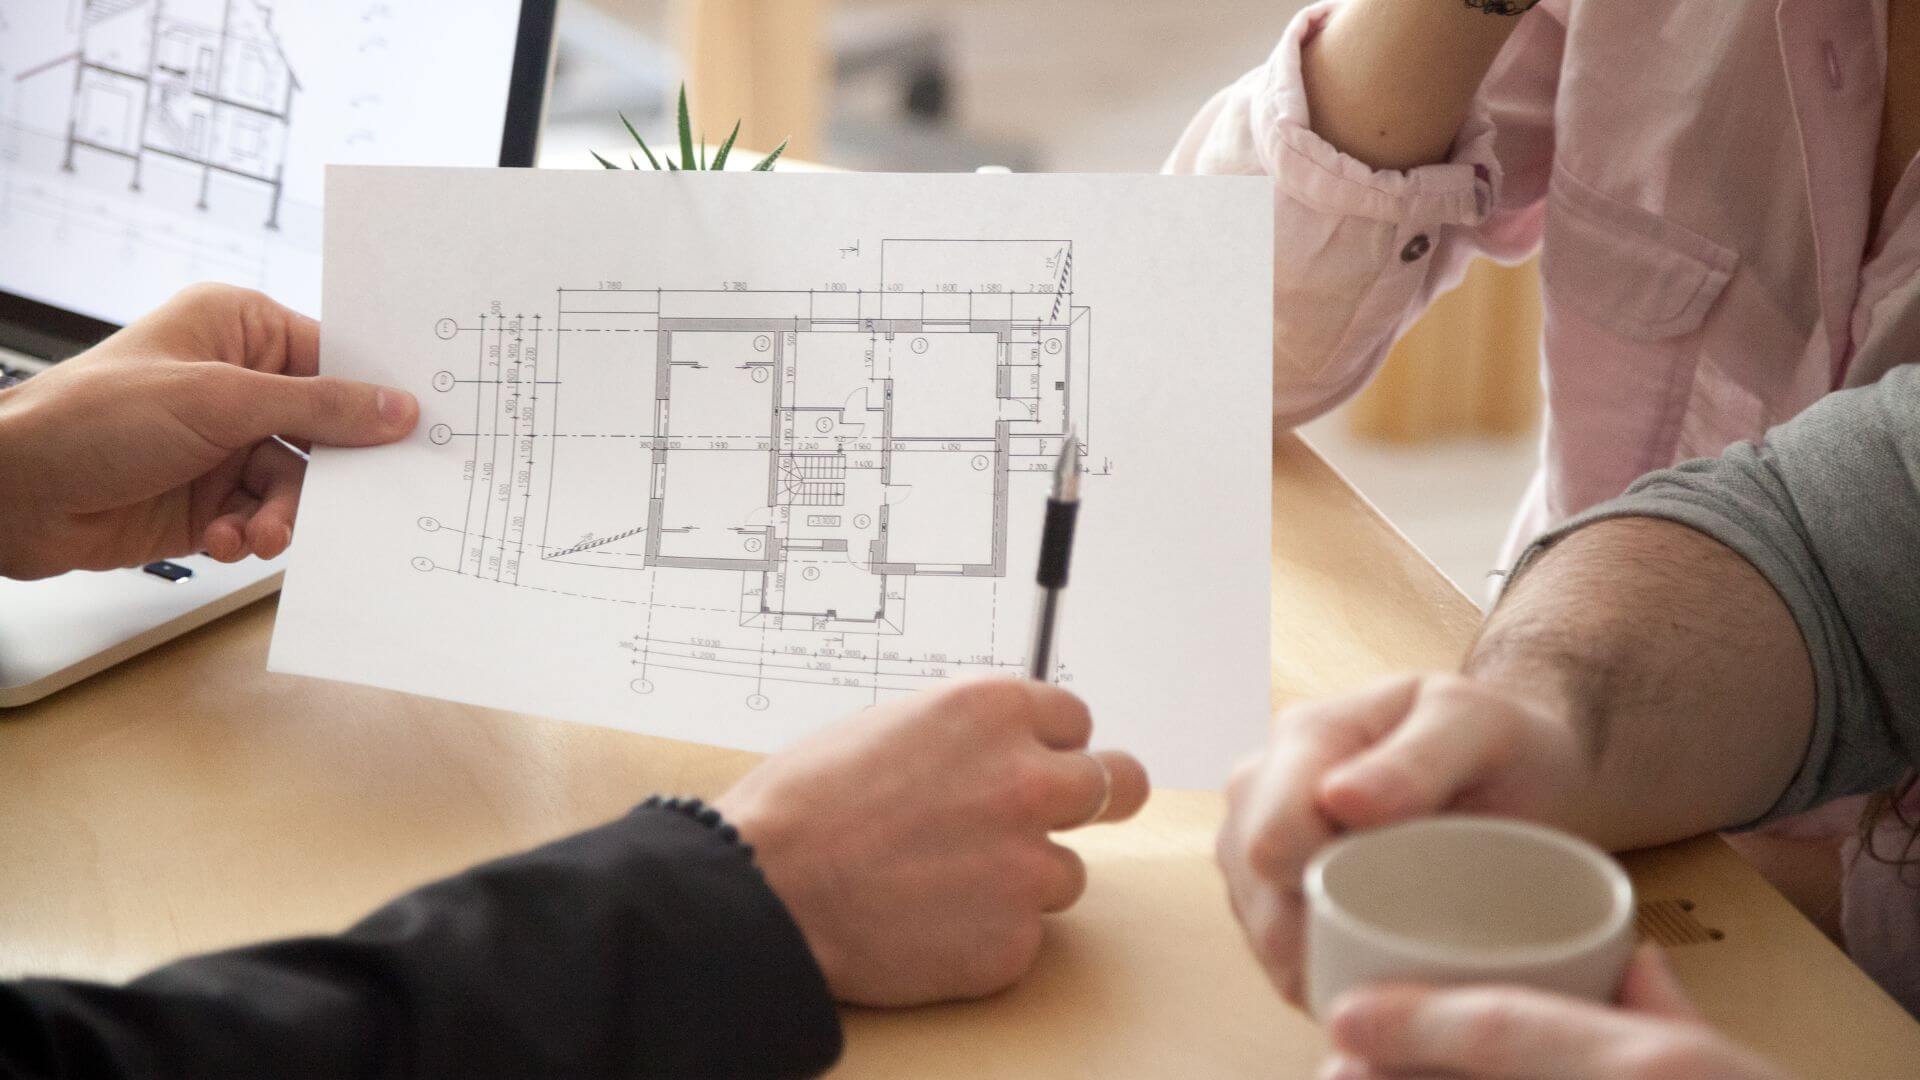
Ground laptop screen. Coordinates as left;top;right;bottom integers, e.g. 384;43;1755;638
0;0;550;333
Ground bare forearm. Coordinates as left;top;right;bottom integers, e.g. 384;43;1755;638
1467;518;1815;851
1303;0;1523;171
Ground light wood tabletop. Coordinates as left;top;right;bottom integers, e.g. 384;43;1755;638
3;433;1917;1077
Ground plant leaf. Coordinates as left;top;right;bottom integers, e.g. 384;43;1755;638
621;111;663;170
751;137;789;172
590;149;621;170
700;132;709;170
630;152;640;169
677;84;695;173
711;119;742;171
665;156;679;171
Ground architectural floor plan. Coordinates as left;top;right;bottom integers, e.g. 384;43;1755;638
418;240;1096;710
272;168;1274;786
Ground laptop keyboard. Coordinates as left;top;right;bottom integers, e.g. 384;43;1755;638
0;359;35;391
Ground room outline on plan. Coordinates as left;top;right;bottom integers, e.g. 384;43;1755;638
412;238;1103;711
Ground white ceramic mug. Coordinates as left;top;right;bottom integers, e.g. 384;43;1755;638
1303;815;1636;1020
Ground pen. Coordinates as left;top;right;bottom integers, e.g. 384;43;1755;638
1028;431;1080;682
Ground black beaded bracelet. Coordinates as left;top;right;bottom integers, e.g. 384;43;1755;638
1465;0;1541;14
640;795;754;860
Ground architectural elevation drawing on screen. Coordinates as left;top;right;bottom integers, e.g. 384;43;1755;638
412;239;1101;713
0;2;526;320
12;0;299;229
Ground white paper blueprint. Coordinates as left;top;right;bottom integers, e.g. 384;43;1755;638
270;167;1273;788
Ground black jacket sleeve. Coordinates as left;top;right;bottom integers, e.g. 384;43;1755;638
0;805;843;1079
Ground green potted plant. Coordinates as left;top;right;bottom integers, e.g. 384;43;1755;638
593;85;788;172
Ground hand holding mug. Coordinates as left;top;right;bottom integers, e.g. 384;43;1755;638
1217;674;1589;1005
1319;946;1792;1080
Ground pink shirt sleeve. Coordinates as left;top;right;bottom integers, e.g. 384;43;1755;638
1165;0;1565;427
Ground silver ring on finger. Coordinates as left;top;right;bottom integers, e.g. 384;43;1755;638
1076;751;1113;829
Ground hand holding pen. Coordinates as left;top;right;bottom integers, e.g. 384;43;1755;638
1029;431;1080;681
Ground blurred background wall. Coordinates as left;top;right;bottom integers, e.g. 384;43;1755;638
550;0;1541;601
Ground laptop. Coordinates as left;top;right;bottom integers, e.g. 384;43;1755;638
0;0;558;706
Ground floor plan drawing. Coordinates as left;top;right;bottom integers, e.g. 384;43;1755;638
413;238;1098;711
273;168;1275;786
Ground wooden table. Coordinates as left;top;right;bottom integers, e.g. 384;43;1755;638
3;435;1917;1077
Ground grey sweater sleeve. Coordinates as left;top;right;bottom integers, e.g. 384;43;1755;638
1511;365;1920;827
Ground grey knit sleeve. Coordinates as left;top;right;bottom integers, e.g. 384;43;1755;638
1510;365;1920;826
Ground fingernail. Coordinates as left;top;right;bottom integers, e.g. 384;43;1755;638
376;388;414;425
204;525;237;561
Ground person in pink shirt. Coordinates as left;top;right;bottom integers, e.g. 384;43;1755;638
1169;0;1920;1042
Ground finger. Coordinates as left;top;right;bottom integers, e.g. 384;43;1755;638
1035;840;1088;913
273;306;322;378
244;498;296;559
201;490;261;562
169;283;321;377
1036;749;1148;830
1025;683;1094;750
1316;677;1508;830
203;514;250;562
1328;983;1641;1080
185;450;252;561
1237;883;1308;1006
1618;944;1702;1021
1216;728;1341;1004
1087;749;1148;823
1235;678;1422;881
1221;680;1421;1007
241;440;307;558
185;447;248;541
193;367;417;451
1035;750;1111;830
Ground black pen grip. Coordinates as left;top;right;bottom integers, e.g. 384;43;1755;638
1036;499;1079;590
